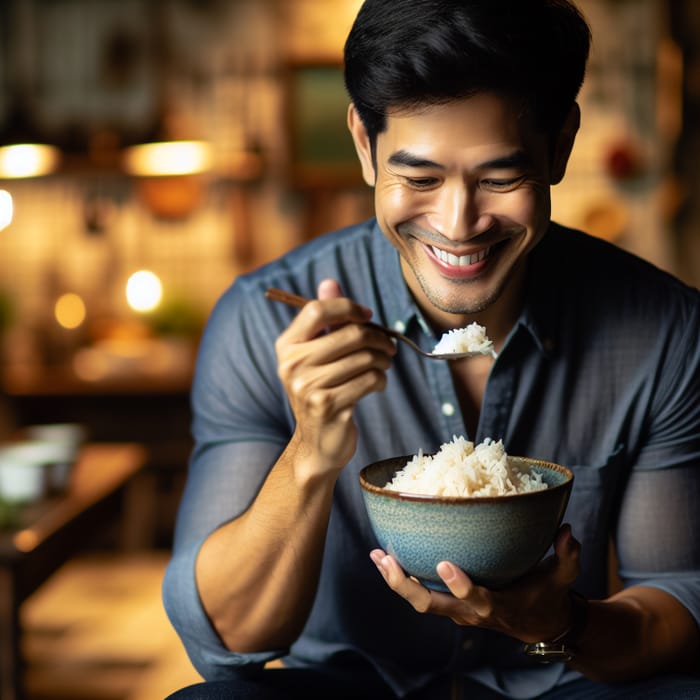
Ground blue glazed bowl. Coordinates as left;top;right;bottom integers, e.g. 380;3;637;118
359;455;573;591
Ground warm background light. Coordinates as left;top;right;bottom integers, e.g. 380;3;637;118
0;190;12;230
54;293;86;329
126;270;163;312
0;143;60;178
122;141;212;177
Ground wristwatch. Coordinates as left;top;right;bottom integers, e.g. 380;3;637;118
523;590;589;663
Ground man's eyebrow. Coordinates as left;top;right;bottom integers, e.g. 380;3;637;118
387;150;443;169
387;149;533;170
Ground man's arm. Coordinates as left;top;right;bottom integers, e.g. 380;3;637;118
195;280;396;652
570;585;700;681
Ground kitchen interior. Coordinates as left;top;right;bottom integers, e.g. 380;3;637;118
0;0;699;699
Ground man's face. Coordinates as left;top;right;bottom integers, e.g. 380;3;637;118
351;94;570;325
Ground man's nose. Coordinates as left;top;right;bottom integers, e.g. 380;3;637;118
435;184;487;241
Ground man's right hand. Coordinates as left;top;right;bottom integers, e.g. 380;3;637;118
275;278;397;481
196;278;396;653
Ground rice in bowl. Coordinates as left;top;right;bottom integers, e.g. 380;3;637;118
386;436;547;498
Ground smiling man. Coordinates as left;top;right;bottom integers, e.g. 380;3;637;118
348;93;576;338
164;2;700;699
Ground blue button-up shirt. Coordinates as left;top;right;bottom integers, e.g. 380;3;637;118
164;219;700;698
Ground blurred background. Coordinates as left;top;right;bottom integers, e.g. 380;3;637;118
0;0;698;698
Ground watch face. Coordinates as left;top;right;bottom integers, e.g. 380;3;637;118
523;642;574;664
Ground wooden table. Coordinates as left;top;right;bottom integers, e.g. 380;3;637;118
0;443;147;700
4;365;194;549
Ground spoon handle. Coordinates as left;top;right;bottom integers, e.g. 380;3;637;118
265;287;425;350
264;287;495;360
264;287;309;309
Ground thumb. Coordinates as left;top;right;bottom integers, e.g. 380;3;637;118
317;278;343;300
553;523;581;586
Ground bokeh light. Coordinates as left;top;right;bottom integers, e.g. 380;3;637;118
0;190;13;230
0;144;60;178
126;270;163;312
54;293;86;329
122;141;212;176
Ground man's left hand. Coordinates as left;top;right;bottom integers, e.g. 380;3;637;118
370;523;581;644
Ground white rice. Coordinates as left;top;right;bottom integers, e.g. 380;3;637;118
386;436;547;497
433;323;493;355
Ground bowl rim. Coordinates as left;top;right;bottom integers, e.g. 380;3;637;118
359;455;573;504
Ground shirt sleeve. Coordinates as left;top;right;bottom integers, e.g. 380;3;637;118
614;463;700;627
614;296;700;628
162;278;295;679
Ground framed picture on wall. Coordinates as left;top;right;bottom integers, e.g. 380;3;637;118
284;62;364;189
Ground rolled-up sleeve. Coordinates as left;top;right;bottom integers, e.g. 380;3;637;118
162;279;294;678
615;463;700;628
613;300;700;628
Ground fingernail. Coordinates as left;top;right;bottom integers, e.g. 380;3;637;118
437;561;455;582
370;551;384;569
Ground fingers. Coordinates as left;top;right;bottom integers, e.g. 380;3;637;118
432;561;496;623
279;325;395;417
553;523;581;587
275;279;395;394
369;551;486;622
281;321;395;368
277;278;389;357
317;278;343;300
274;281;395;473
280;296;373;346
436;562;478;603
370;529;584;640
370;550;433;613
371;553;499;629
290;355;391;424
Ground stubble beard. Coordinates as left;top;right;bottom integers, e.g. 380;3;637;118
411;266;505;316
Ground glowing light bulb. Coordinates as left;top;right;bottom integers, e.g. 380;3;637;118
126;270;163;312
122;140;212;176
0;190;12;231
0;144;60;178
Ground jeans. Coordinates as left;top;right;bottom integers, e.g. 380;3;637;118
165;668;700;699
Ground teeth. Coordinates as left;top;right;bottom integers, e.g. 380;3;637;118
431;245;490;266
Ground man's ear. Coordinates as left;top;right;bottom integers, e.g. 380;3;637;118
347;103;376;186
550;103;580;185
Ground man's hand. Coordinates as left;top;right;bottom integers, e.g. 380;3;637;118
276;278;397;481
370;524;581;643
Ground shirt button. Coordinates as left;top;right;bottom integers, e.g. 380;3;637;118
462;639;474;651
441;402;455;417
393;320;406;333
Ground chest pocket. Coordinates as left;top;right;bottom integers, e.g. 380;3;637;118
564;444;626;596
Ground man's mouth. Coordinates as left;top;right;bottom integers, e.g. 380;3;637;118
430;245;491;267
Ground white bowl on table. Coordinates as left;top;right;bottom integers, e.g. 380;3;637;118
0;441;57;503
25;423;86;492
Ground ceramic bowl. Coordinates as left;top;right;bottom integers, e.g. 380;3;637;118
359;455;573;590
0;441;57;503
25;423;86;491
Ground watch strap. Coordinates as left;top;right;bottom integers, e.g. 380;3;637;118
523;590;589;663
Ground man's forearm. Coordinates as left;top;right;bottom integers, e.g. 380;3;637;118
570;586;700;682
195;437;338;653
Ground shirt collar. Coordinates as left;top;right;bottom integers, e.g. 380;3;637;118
369;220;427;335
517;224;562;358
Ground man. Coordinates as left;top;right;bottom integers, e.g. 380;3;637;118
164;1;700;698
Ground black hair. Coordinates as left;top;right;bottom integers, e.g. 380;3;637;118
344;0;591;147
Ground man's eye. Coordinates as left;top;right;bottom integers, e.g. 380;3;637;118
480;176;526;192
405;177;438;188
